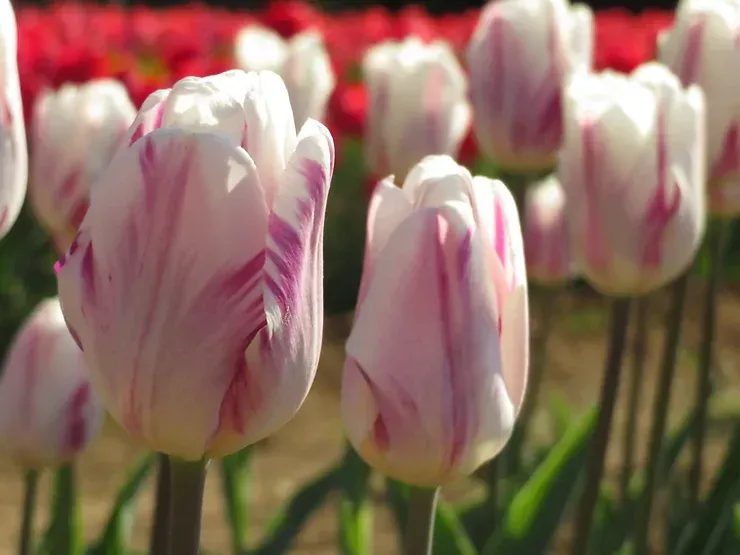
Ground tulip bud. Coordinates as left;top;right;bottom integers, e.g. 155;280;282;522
0;0;28;240
235;25;335;128
343;155;529;486
524;175;574;285
56;70;334;460
363;37;471;180
30;79;137;252
467;0;593;173
659;0;740;217
0;298;103;469
559;63;706;296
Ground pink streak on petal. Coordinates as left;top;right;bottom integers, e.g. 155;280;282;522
20;333;42;431
63;383;91;452
55;233;82;274
372;415;390;452
493;196;508;282
68;200;89;231
56;172;80;203
582;121;610;272
711;123;740;182
436;216;472;471
677;18;705;86
80;242;97;307
129;102;166;146
265;159;328;312
205;252;271;438
0;207;7;232
642;108;681;267
120;137;191;435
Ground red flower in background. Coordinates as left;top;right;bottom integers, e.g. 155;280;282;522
13;2;675;160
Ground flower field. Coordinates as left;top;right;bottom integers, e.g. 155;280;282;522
1;1;740;555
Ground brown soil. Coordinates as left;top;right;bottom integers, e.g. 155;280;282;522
1;281;739;555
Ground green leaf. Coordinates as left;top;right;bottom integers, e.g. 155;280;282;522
251;464;340;555
481;407;598;555
673;424;740;555
89;455;155;555
39;464;82;555
590;412;696;555
220;447;252;555
386;480;476;555
338;448;373;555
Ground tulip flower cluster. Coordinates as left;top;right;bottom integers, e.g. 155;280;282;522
0;0;736;554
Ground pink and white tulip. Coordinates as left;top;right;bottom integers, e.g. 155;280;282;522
559;63;706;295
342;155;528;486
0;0;27;240
524;175;574;285
55;70;334;460
30;79;136;252
235;25;335;128
467;0;593;173
0;298;103;469
659;0;740;216
363;38;471;180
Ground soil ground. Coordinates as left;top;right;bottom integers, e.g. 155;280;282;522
1;281;739;555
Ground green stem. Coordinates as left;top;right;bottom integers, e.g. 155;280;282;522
515;288;557;463
570;297;632;555
620;297;650;502
18;469;39;555
688;221;729;506
404;487;440;555
149;454;171;555
168;458;208;555
338;447;373;555
633;274;690;555
42;463;81;555
219;447;251;555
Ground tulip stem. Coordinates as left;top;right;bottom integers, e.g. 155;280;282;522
404;486;439;555
571;297;631;555
688;220;729;506
619;297;650;502
219;447;252;555
18;469;39;555
168;458;208;555
149;454;171;555
633;274;689;555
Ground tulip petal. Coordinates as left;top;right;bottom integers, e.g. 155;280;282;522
345;203;516;486
357;177;412;306
207;119;333;457
240;71;298;208
57;129;270;459
0;0;27;240
0;299;103;468
471;176;529;413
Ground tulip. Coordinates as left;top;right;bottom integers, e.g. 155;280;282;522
659;0;740;216
524;175;574;285
55;70;334;460
467;0;593;173
342;155;528;487
0;0;28;240
363;37;471;180
558;63;706;296
0;298;103;469
234;25;335;128
30;79;136;252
